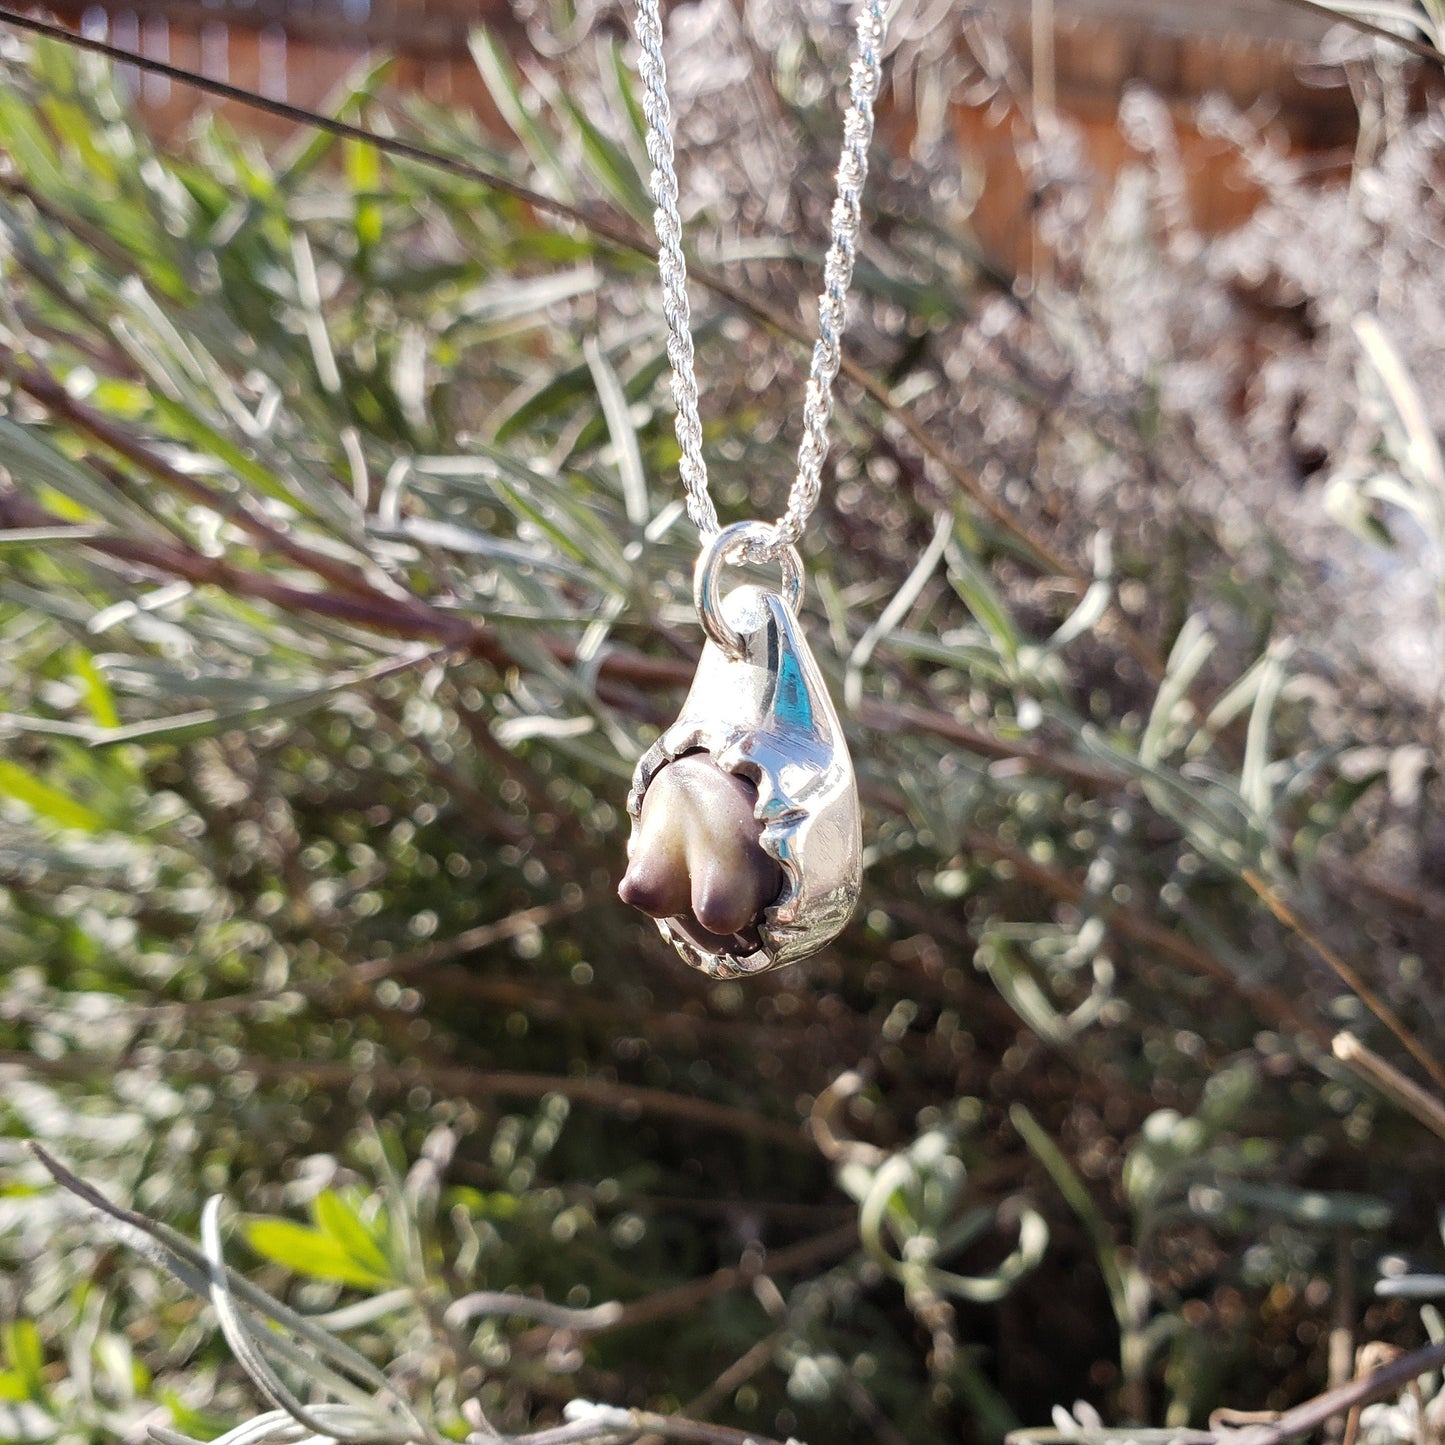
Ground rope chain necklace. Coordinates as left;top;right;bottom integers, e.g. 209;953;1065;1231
0;0;887;980
618;0;890;978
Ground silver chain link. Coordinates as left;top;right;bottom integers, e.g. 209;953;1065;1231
634;0;888;561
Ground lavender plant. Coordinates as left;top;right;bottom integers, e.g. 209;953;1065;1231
1;6;1444;1443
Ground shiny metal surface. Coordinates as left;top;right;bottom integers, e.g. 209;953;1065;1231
625;583;862;977
693;522;803;659
633;0;889;562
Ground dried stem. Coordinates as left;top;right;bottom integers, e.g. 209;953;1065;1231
129;899;588;1020
1221;1337;1445;1445
0;3;1181;689
0;1049;808;1151
981;834;1327;1045
0;486;1126;792
1332;1031;1445;1143
1245;872;1445;1095
599;1221;857;1331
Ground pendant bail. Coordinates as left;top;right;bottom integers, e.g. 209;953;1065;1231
694;520;805;660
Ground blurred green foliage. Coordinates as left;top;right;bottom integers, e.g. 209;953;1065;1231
0;12;1444;1445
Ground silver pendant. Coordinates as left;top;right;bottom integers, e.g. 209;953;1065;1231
620;523;862;978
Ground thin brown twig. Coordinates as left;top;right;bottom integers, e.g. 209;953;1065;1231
1013;1342;1445;1445
1244;871;1445;1095
0;201;134;358
0;1048;808;1151
1332;1031;1445;1143
979;833;1327;1045
0;490;1128;793
6;354;437;616
1266;0;1445;66
623;1413;795;1445
104;963;837;1052
0;174;141;279
350;901;586;983
631;1328;788;1445
445;683;564;821
129;899;587;1020
370;967;856;1049
1319;856;1445;923
0;3;1178;678
678;1328;787;1422
1222;1337;1445;1445
855;699;1122;791
600;1221;858;1331
32;516;473;644
1325;1230;1355;1445
0;6;647;252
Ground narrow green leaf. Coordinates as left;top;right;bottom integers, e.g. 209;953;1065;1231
0;87;69;203
0;420;138;529
241;1220;389;1290
1355;313;1445;493
570;324;707;456
1011;1104;1128;1325
554;92;652;220
160;1389;229;1443
493;354;595;444
945;541;1020;666
0;527;105;547
0;1399;57;1441
0;760;104;832
977;939;1069;1044
1139;615;1214;768
1322;467;1398;548
347;140;385;253
311;1191;392;1280
1195;1180;1392;1232
453;266;601;329
69;647;121;731
0;1372;32;1404
846;510;953;710
94;1333;143;1403
452;1188;521;1221
279;55;397;185
468;30;575;201
0;1322;43;1399
583;335;648;527
1241;643;1289;824
604;34;652;169
37;94;119;189
1040;532;1113;657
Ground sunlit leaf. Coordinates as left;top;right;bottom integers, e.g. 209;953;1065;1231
0;1322;43;1400
242;1220;390;1290
311;1191;392;1281
0;760;105;832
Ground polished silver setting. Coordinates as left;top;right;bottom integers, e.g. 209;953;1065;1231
693;520;803;658
624;1;884;973
626;561;862;978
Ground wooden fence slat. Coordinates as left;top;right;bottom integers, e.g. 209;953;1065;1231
13;1;1369;266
